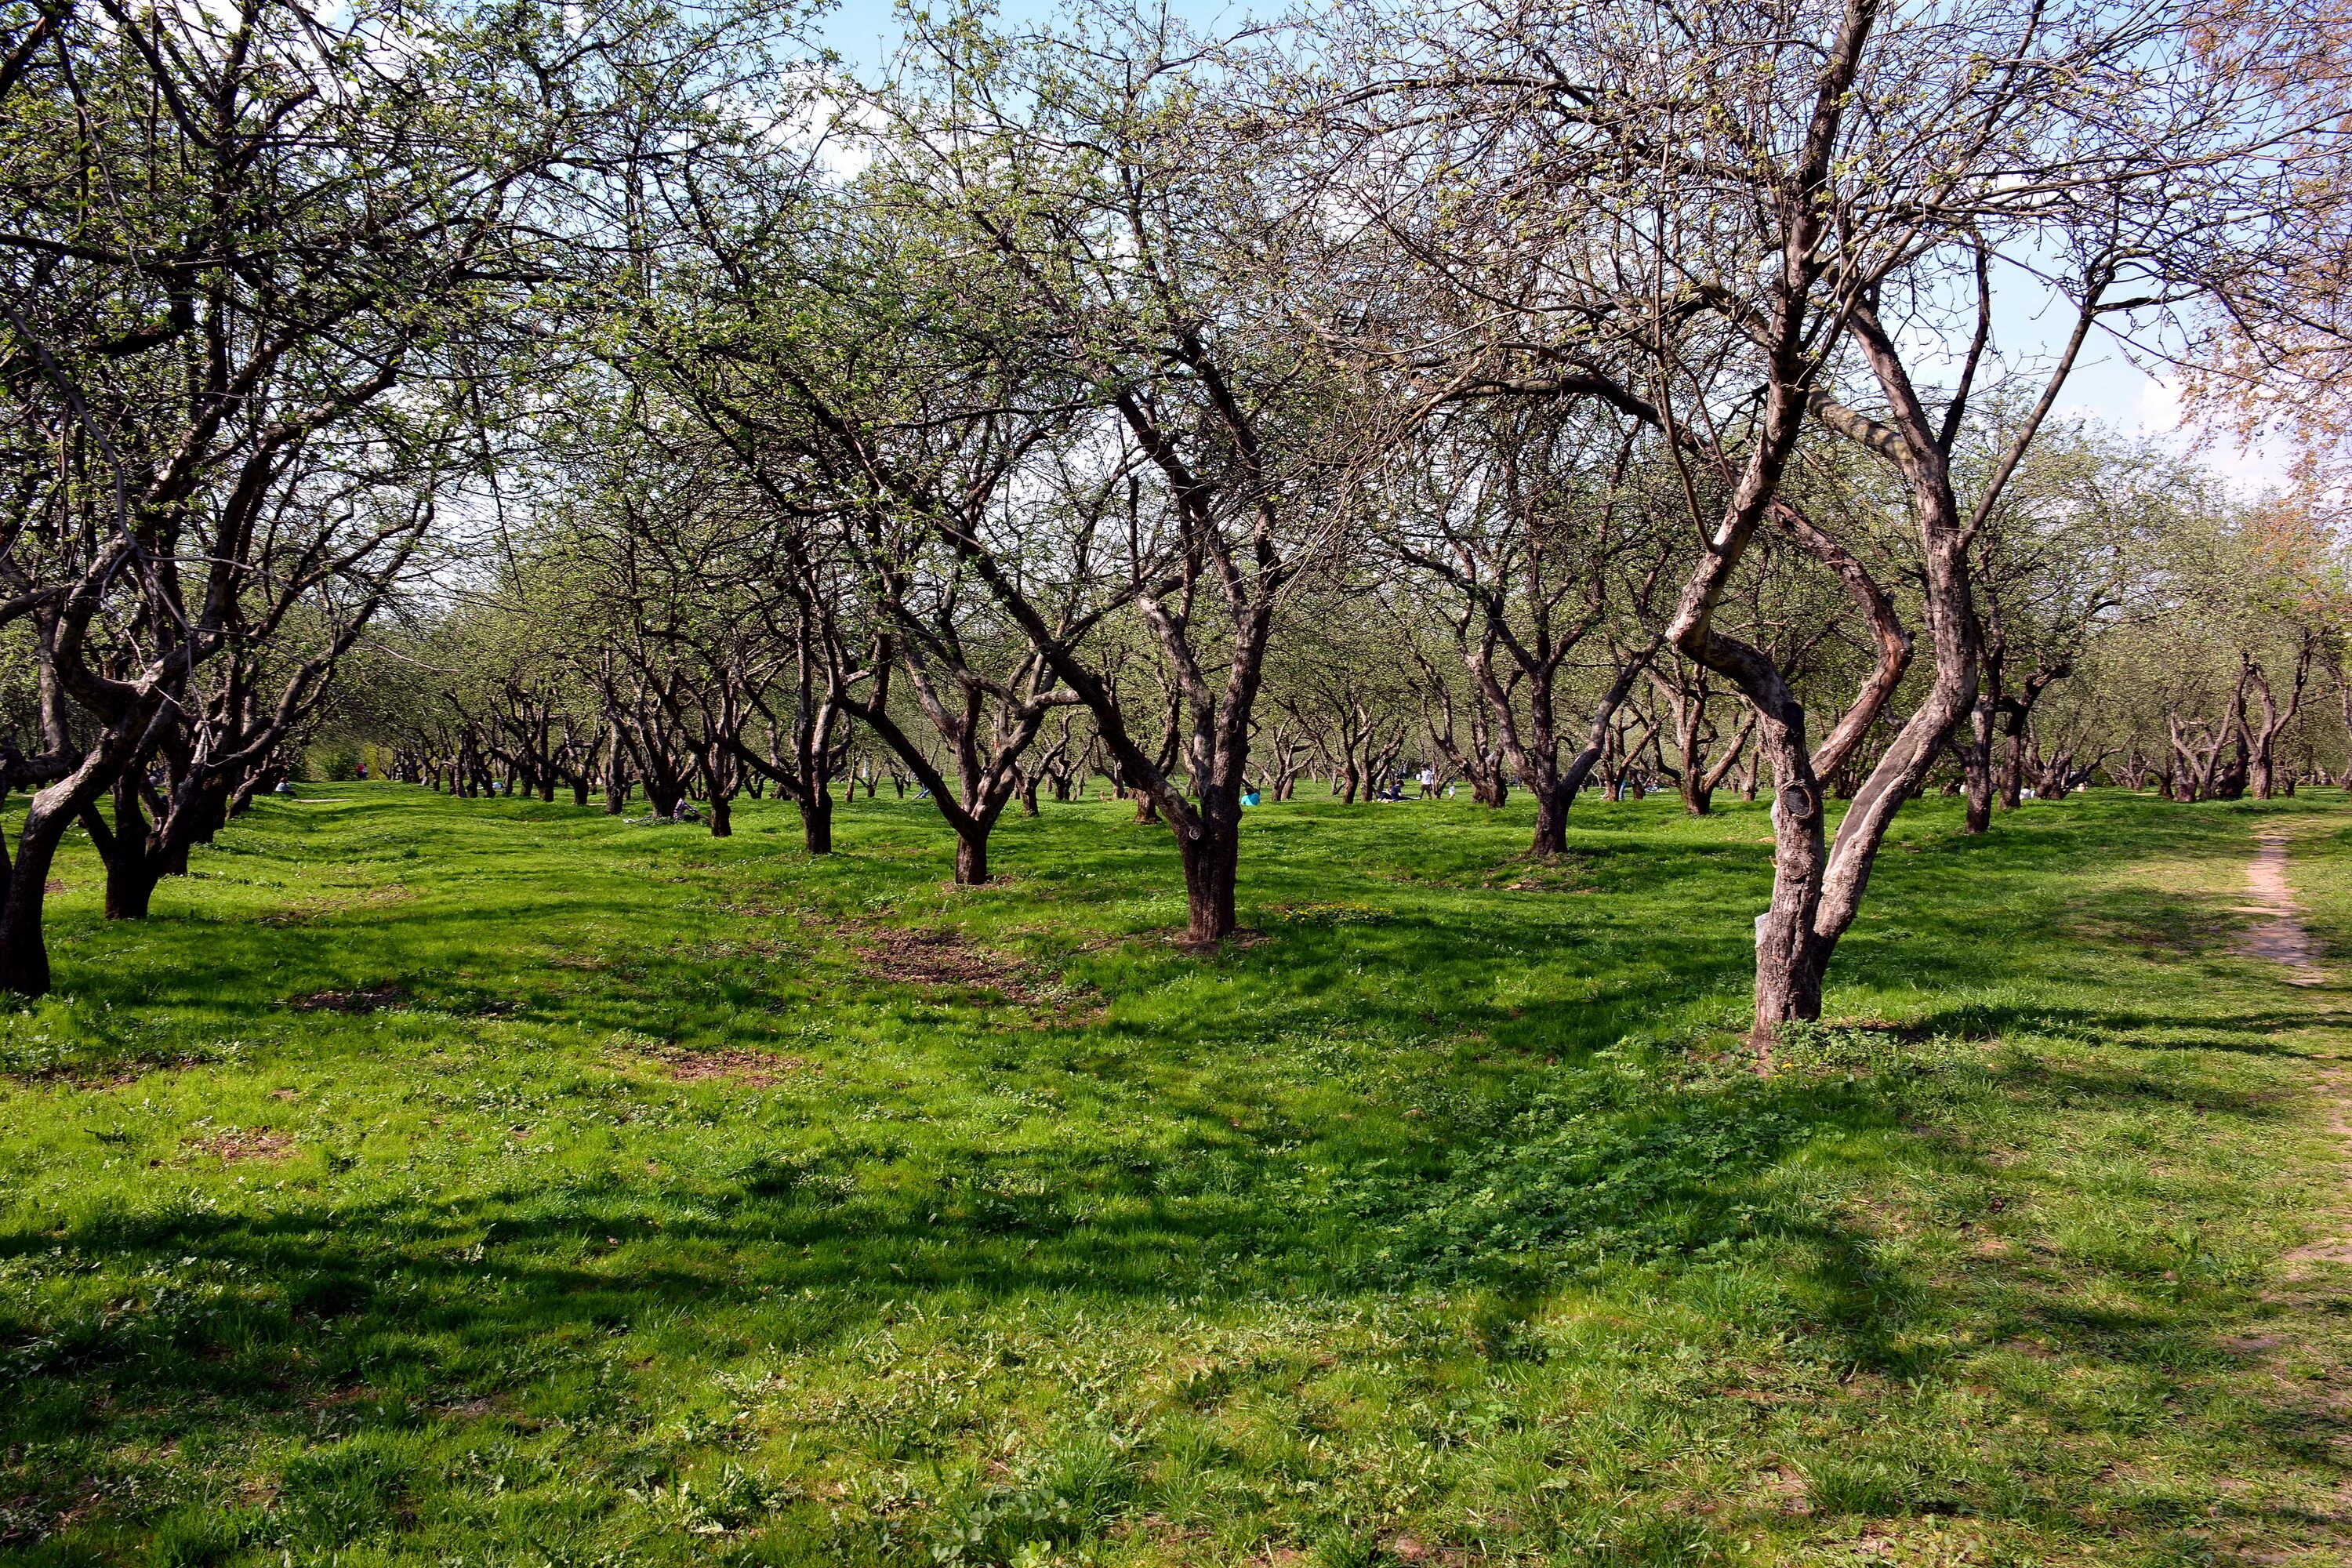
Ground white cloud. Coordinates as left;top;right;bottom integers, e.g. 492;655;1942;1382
2137;374;2184;434
2133;373;2296;492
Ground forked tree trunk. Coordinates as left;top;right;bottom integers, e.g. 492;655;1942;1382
2247;644;2314;800
839;669;1065;885
1;748;134;996
85;771;223;922
1675;709;1753;817
1735;469;1973;1042
89;781;155;920
224;769;265;824
2216;731;2250;800
1532;655;1652;854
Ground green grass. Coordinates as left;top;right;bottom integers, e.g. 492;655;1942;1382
3;781;2350;1566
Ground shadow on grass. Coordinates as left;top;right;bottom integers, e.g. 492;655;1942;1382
6;786;2352;1559
6;1022;2332;1491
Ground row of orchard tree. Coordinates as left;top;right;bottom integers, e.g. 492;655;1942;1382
354;430;2352;837
0;0;768;991
7;0;2351;1035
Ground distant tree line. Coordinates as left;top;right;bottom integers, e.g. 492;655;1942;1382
6;0;2349;1037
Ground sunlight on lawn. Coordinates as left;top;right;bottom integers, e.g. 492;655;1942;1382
2;786;2348;1566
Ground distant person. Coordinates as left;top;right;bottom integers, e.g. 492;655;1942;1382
355;761;367;780
1417;767;1435;797
1242;786;1261;807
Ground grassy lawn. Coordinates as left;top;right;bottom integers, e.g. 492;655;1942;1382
3;782;2350;1566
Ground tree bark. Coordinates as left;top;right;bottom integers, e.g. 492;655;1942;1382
0;745;136;996
1963;703;1995;833
100;786;163;920
602;719;629;814
1178;796;1240;945
1530;789;1566;856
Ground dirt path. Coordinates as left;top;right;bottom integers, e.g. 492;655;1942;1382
2241;832;2327;986
2234;832;2352;1566
2248;830;2352;1279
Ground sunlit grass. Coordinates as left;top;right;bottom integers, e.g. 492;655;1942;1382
2;783;2348;1565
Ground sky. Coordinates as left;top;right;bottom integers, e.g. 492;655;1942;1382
809;0;2292;494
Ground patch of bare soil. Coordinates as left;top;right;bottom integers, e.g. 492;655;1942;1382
259;884;414;927
62;1071;142;1092
852;926;1032;993
648;1045;811;1087
1153;927;1272;959
183;1128;296;1163
837;923;1105;1026
740;912;1100;1024
1749;1467;1815;1516
289;983;409;1014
